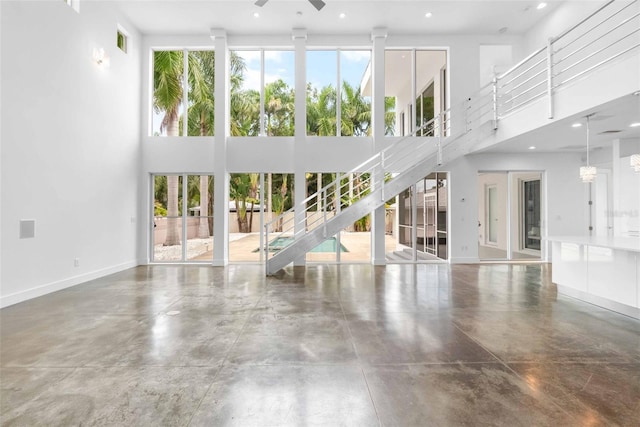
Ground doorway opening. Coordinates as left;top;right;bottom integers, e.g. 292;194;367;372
478;171;544;261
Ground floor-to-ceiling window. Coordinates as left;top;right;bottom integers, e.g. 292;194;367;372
229;49;295;137
306;49;371;137
228;173;294;263
147;43;452;266
152;174;214;262
152;50;216;138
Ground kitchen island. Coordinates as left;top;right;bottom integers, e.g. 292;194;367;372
547;236;640;319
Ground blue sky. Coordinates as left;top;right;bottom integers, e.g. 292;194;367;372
234;49;371;93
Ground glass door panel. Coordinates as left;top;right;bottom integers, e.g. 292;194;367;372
488;186;498;244
152;174;214;263
522;179;541;251
153;175;183;262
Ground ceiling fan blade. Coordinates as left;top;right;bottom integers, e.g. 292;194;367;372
255;0;268;7
308;0;326;11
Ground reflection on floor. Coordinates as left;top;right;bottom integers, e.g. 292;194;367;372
2;264;639;425
478;244;541;260
385;247;443;262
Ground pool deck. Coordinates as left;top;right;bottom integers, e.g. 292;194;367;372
190;232;398;262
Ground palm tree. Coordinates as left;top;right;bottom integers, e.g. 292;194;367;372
247;173;260;232
230;173;259;233
384;96;397;136
229;54;259;137
340;81;370;136
186;51;215;137
271;174;289;232
154;51;184;246
307;84;336;136
264;79;295;137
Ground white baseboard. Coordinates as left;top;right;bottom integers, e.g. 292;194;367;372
557;285;640;320
0;260;138;309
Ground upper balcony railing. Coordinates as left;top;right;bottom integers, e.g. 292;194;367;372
497;0;639;119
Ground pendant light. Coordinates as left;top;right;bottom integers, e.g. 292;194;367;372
579;114;597;183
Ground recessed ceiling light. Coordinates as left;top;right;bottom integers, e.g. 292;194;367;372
528;146;536;150
537;2;547;10
339;12;346;19
572;123;582;128
630;122;640;127
253;12;260;18
425;12;432;18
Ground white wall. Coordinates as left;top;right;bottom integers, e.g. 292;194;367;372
447;151;586;263
522;0;608;54
0;1;142;307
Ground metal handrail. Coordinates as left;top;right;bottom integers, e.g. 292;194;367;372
554;10;640;66
498;55;546;89
498;46;547;81
556;42;640;88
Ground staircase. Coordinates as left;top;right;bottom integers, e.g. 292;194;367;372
264;0;639;275
264;91;496;274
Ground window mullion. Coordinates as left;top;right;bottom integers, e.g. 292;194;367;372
260;49;266;136
182;49;188;137
336;49;341;137
411;49;416;137
182;174;188;261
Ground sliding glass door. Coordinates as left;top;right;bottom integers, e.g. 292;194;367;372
151;174;214;263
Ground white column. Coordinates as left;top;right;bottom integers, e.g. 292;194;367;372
293;28;307;266
371;27;387;265
211;29;229;266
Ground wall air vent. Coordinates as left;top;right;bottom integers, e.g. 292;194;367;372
598;130;622;134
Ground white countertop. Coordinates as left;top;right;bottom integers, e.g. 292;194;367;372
546;235;640;253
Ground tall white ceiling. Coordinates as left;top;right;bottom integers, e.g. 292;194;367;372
112;0;564;36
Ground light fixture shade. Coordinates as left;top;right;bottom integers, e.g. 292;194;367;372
631;154;640;172
580;165;597;182
93;48;110;67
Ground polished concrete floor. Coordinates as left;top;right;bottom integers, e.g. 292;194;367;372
1;263;639;426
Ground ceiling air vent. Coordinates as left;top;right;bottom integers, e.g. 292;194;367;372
559;145;585;150
599;130;622;134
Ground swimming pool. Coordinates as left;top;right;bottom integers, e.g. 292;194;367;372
254;236;348;253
